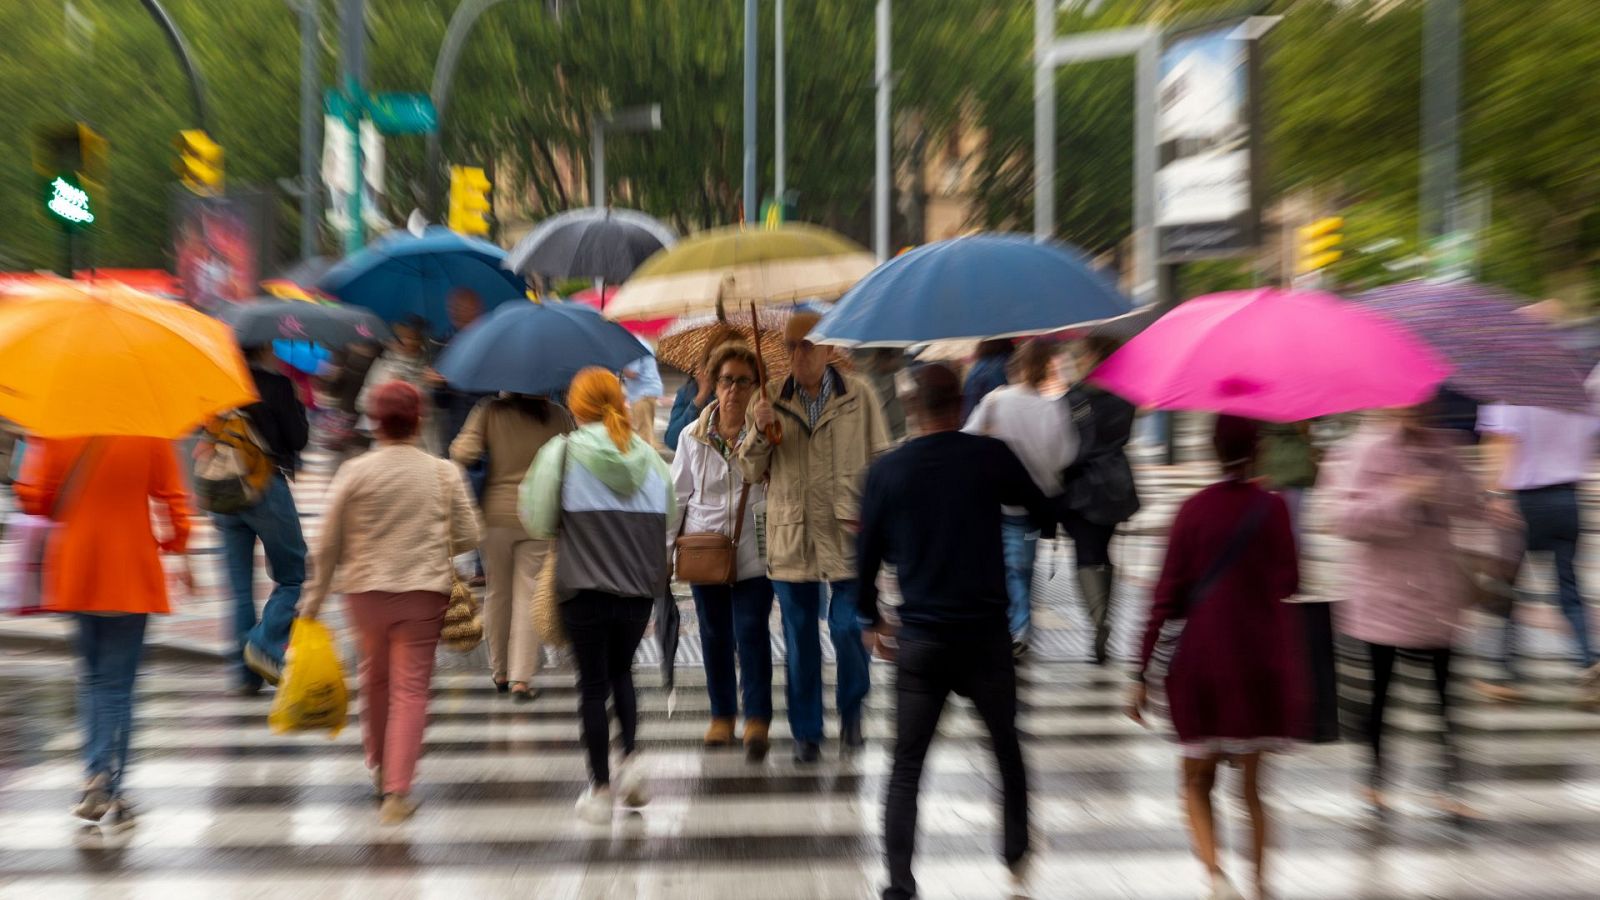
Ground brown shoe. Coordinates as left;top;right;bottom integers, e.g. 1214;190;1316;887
743;718;770;761
704;716;736;748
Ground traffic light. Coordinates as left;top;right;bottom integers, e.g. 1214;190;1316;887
448;165;492;236
174;129;224;195
34;122;108;188
1297;216;1344;275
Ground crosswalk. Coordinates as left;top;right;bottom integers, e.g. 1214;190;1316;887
4;654;1600;898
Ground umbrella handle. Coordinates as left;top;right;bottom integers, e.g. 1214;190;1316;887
749;301;784;446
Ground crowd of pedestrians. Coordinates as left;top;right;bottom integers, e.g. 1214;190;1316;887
10;313;1598;900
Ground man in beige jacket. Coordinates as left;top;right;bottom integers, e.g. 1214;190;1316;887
741;311;890;763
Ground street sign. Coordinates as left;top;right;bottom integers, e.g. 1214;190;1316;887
369;92;437;135
46;176;94;226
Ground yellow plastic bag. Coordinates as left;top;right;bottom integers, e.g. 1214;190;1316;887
268;619;349;737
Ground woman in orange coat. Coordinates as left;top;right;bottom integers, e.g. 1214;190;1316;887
15;435;191;830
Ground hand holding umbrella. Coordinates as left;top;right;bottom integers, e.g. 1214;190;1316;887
750;303;783;446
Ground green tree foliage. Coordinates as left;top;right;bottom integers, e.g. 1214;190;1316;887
0;0;1595;301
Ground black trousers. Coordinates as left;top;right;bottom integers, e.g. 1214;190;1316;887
561;591;653;786
1366;642;1460;791
884;624;1028;900
1062;512;1117;568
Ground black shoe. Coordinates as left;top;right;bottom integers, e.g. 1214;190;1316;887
493;679;510;694
793;741;821;764
842;720;866;750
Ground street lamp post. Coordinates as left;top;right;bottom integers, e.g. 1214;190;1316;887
775;0;786;202
743;0;758;225
590;104;662;208
873;0;890;261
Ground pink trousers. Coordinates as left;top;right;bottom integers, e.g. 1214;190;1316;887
347;590;445;795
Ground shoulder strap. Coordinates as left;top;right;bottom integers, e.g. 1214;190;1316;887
1186;492;1273;615
729;481;752;544
51;438;105;522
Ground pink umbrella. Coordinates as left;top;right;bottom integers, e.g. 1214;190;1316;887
1089;289;1451;422
570;286;672;339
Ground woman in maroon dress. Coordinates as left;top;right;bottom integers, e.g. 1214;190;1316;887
1129;416;1305;900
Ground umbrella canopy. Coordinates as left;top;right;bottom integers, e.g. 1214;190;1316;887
1089;289;1450;422
1358;281;1592;413
808;234;1131;348
657;307;796;380
0;283;256;438
606;223;874;321
656;587;680;700
570;286;673;339
506;207;676;283
318;228;526;337
219;297;392;348
434;299;647;396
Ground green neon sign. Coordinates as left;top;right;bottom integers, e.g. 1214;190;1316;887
47;176;94;225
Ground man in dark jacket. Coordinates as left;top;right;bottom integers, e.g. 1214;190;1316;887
857;363;1055;900
216;343;310;693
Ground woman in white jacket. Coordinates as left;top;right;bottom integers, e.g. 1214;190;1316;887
670;341;774;760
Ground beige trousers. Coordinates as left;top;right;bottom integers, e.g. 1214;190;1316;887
631;398;660;448
480;526;552;684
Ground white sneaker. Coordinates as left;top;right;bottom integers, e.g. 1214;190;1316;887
575;785;613;825
615;754;650;809
1208;875;1245;900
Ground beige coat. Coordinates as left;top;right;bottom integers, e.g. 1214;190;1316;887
449;398;573;528
738;367;890;582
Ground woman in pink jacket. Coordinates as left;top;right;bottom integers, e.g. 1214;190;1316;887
1328;406;1482;818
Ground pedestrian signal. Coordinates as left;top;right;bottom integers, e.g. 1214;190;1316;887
448;165;492;237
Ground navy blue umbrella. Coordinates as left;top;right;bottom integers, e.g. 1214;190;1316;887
808;234;1131;348
434;300;649;396
318;228;527;337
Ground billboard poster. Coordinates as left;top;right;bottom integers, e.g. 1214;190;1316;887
172;188;273;312
1155;21;1259;261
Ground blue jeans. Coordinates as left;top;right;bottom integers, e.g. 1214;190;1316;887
772;579;870;743
692;577;775;720
214;475;307;687
1001;515;1038;640
1503;484;1592;677
74;614;148;795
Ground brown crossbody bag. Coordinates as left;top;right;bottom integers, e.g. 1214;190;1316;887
674;480;751;586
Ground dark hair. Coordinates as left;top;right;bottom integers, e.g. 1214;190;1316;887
1081;334;1123;367
906;362;963;420
370;380;423;440
707;340;760;384
1212;415;1260;475
494;393;552;424
1006;339;1054;388
976;338;1015;359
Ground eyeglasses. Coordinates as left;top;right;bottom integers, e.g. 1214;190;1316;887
784;340;816;354
717;376;756;389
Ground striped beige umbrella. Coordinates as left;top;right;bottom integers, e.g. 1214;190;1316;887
606;224;874;322
656;309;794;381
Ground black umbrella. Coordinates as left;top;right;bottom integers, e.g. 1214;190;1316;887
219;298;392;349
656;585;681;714
506;207;676;284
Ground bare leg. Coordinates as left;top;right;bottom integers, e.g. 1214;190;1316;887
1182;756;1224;886
1236;753;1269;899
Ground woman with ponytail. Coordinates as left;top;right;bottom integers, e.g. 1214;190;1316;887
519;367;674;825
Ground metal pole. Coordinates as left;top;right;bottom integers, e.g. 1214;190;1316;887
873;0;890;260
591;123;606;207
340;0;366;252
1032;0;1053;239
298;0;320;260
775;0;786;203
1421;0;1460;240
427;0;514;221
743;0;758;225
138;0;210;131
1133;31;1158;304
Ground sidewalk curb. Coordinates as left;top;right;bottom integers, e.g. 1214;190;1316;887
0;631;226;665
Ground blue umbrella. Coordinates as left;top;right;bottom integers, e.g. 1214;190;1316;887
808;234;1131;348
318;227;527;337
435;300;649;396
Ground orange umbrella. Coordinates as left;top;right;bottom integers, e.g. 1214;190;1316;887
0;283;256;438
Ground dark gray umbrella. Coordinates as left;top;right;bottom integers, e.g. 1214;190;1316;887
219;298;392;349
506;207;676;284
656;585;681;714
